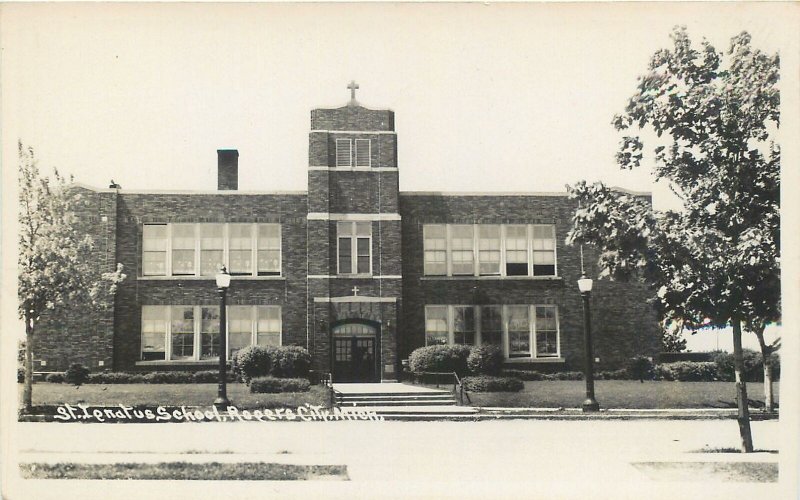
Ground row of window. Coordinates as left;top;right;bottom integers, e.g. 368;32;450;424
140;222;556;279
425;304;560;359
143;223;281;277
423;224;557;277
335;139;371;167
141;305;281;361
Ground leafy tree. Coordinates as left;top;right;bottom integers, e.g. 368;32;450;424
18;141;125;412
660;320;687;353
567;28;779;452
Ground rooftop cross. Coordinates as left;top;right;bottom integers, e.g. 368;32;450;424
347;80;359;104
351;286;360;296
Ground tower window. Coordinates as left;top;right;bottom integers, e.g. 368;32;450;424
336;139;352;167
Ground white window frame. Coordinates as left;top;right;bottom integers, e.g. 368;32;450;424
141;223;282;278
422;304;560;360
140;305;283;362
336;221;373;276
335;139;352;167
142;224;168;276
422;223;558;278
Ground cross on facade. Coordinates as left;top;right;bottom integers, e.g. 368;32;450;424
351;286;360;296
347;80;359;101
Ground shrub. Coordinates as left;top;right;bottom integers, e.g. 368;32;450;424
501;369;545;381
626;356;654;381
17;368;25;383
596;369;629;380
270;346;312;378
142;371;195;384
250;376;311;393
467;345;504;375
463;375;523;392
711;349;765;382
45;373;65;383
654;361;718;381
233;345;312;384
64;363;90;386
408;345;472;376
193;370;237;383
551;371;583;381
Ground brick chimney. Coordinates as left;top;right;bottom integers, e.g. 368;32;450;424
217;149;239;190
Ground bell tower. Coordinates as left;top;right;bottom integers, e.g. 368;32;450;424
306;83;402;382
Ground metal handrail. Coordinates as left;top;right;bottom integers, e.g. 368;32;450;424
411;370;471;406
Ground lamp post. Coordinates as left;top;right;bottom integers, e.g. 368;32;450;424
578;274;600;412
214;265;231;411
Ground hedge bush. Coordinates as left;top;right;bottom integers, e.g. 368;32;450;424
249;376;311;394
45;373;65;383
467;345;504;375
711;349;780;382
626;356;655;381
83;371;236;384
233;345;312;384
408;345;471;376
17;368;25;383
654;361;718;381
64;363;90;386
463;375;524;392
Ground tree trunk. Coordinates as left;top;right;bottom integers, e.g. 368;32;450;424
732;320;754;453
23;313;34;413
753;328;774;413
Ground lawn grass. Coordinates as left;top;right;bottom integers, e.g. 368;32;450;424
20;462;348;480
19;383;330;410
631;461;778;483
465;380;779;409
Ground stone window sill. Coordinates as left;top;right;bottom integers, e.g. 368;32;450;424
135;360;231;366
138;276;285;281
421;276;562;281
505;357;565;364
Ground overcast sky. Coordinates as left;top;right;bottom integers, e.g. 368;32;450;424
2;3;796;350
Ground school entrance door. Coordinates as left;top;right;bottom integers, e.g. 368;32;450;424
332;322;379;383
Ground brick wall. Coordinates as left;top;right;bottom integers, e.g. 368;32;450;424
35;186;118;371
113;192;308;371
398;193;661;370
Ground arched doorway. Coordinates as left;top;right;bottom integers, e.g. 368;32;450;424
332;320;379;383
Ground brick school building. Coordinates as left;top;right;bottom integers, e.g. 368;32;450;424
34;89;660;382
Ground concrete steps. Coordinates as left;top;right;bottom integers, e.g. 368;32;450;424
332;383;478;418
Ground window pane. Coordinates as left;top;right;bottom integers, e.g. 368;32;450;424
535;306;559;357
257;224;281;275
355;139;371;167
336;139;352;167
171;306;194;360
172;224;195;276
425;306;448;345
229;224;252;275
143;225;167;276
355;222;371;236
507;305;530;357
200;224;224;276
478;225;501;275
357;237;370;274
480;306;503;346
337;221;354;236
533;225;556;276
453;306;475;345
450;225;474;275
424;225;447;276
228;306;252;359
200;306;220;359
141;306;167;360
257;306;281;347
505;225;529;276
338;238;352;274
